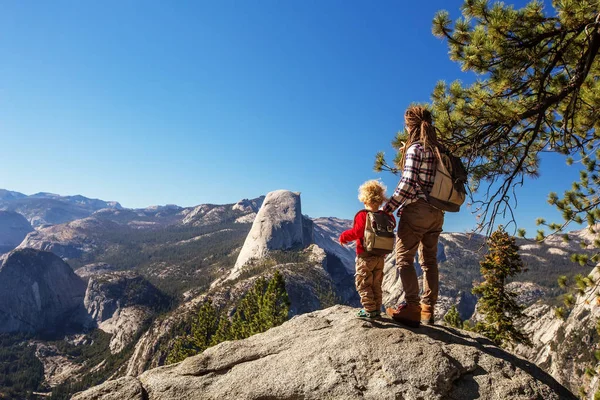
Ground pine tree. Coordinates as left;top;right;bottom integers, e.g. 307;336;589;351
230;277;267;340
189;299;219;351
166;299;219;364
444;305;464;329
210;314;233;346
261;270;291;328
374;1;600;248
165;337;197;365
230;271;290;340
472;226;530;346
166;272;291;364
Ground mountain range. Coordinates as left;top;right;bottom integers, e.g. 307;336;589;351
0;190;122;228
0;188;598;399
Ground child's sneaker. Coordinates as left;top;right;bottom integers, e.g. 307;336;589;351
357;309;379;319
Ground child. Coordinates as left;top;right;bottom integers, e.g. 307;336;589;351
339;180;394;319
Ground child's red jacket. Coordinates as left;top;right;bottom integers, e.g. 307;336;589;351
339;211;368;255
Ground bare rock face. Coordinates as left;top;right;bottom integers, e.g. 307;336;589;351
84;272;169;353
18;217;119;259
73;376;145;400
506;281;547;307
75;263;119;281
100;307;153;354
0;210;33;254
232;197;265;223
312;217;355;274
514;266;600;396
0;249;86;333
514;303;563;366
73;305;575;400
232;197;265;213
34;342;84;387
228;190;313;280
180;196;264;227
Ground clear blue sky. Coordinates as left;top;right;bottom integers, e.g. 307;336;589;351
0;0;581;235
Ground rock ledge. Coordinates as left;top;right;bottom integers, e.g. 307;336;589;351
73;305;575;400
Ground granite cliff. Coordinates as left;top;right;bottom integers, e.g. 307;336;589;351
514;265;600;397
73;305;575;400
84;271;170;353
0;249;87;333
228;190;313;280
0;210;33;254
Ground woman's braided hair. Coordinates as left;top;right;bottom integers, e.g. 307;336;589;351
399;106;441;169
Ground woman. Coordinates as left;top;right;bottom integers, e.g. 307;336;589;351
382;105;444;328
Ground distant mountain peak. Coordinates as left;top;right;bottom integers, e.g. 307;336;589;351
232;195;266;213
0;189;122;227
144;204;182;211
30;191;60;198
0;189;26;201
0;211;33;254
228;190;312;280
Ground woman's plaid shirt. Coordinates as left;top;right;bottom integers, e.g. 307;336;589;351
383;143;436;216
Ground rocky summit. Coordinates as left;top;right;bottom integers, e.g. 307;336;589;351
73;305;574;400
0;210;33;254
228;190;313;280
0;248;87;333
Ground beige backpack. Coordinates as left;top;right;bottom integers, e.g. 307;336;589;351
361;210;396;255
425;146;467;212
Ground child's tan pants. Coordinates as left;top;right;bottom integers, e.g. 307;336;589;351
355;254;385;312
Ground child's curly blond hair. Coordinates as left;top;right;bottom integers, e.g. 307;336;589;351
358;180;387;207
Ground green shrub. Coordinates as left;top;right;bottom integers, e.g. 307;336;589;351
444;306;463;329
166;271;290;364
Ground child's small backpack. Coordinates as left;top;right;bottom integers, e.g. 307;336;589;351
361;210;396;255
425;146;468;212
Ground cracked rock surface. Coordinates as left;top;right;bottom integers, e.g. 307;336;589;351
73;305;575;400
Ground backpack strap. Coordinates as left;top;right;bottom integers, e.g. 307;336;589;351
354;210;369;236
370;210;396;229
433;146;444;166
352;209;369;250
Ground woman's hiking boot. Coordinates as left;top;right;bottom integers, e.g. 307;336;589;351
357;309;380;319
420;304;435;325
386;302;421;328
